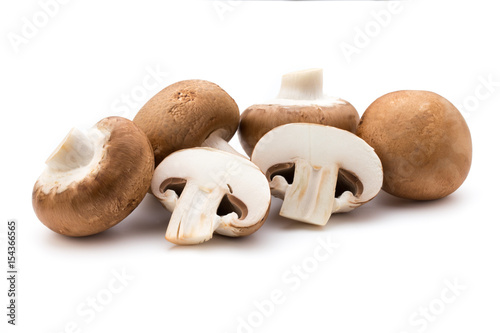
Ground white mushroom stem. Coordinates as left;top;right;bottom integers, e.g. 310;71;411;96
272;158;339;226
45;128;95;172
201;130;248;159
164;181;230;245
277;68;324;100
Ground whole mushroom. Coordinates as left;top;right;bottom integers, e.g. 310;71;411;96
32;117;155;236
252;123;383;226
357;90;473;200
133;79;244;165
239;68;359;156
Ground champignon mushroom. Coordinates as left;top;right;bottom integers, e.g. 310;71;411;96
32;117;155;237
151;147;271;245
133;79;244;166
239;68;359;156
251;123;383;226
357;90;473;200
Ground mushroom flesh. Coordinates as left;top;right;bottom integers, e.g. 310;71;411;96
152;147;271;245
251;123;383;226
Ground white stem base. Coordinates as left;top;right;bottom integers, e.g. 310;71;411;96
277;68;324;100
46;128;95;171
37;126;109;194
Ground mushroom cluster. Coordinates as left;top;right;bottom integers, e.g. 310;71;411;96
32;68;472;245
132;79;272;244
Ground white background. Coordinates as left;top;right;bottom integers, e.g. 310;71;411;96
1;1;499;332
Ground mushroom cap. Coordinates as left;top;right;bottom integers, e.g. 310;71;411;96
152;147;271;243
32;117;155;237
356;90;473;200
239;99;359;157
133;80;240;166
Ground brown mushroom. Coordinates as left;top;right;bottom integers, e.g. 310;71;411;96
239;68;359;156
133;79;242;166
32;117;155;236
356;90;473;200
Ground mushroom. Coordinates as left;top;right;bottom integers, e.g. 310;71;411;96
133;79;244;166
32;117;155;237
239;68;359;156
356;90;473;200
251;123;383;226
151;147;271;245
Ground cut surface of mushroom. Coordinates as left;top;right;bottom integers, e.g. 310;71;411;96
33;117;155;237
152;147;271;245
251;123;382;226
239;68;359;156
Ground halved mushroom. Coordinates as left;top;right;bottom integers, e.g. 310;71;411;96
239;68;359;156
133;79;244;165
32;117;155;236
152;147;271;245
251;123;383;226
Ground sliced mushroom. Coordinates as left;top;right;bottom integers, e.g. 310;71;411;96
133;79;244;165
357;90;473;200
152;147;271;245
239;68;359;156
251;123;383;226
32;117;155;236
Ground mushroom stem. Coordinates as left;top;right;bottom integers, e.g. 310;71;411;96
202;130;248;158
279;158;338;226
277;68;324;100
45;128;95;172
165;181;227;245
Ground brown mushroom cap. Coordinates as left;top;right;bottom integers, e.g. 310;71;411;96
239;100;359;156
133;80;240;166
356;90;472;200
32;117;155;237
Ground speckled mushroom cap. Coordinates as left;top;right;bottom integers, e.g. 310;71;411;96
357;90;473;200
133;80;240;166
32;117;155;236
239;101;359;156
